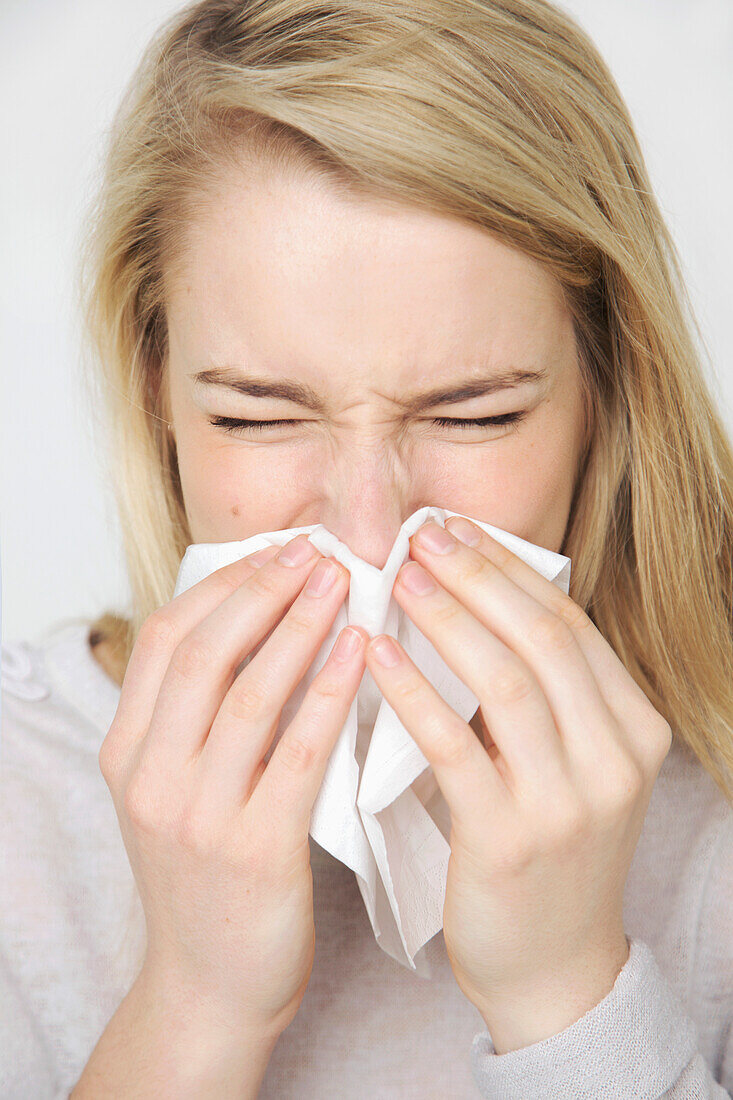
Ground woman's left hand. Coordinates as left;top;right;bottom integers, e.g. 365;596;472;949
364;517;673;1050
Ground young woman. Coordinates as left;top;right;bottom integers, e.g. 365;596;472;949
2;0;731;1095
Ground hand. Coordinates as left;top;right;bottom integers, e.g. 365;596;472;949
99;534;368;1039
364;517;672;1048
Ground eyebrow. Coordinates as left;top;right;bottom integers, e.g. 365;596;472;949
189;364;549;413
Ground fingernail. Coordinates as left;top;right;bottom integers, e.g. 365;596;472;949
333;627;362;661
398;562;436;594
304;558;339;596
414;522;457;554
277;534;318;566
248;545;280;567
447;517;481;546
370;635;401;667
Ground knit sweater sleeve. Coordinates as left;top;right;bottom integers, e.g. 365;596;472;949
0;942;62;1099
469;812;733;1099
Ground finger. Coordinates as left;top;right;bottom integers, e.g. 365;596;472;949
404;526;623;772
142;536;329;771
103;543;280;768
444;517;658;730
391;559;569;787
191;557;354;816
364;634;508;834
246;625;368;848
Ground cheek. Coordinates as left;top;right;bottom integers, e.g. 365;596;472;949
174;408;582;547
176;430;318;541
434;416;580;543
501;410;583;544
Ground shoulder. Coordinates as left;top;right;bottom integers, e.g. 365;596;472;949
629;735;733;1006
648;734;731;846
693;791;733;1004
1;618;125;926
1;636;53;703
2;619;121;764
0;624;141;1095
625;734;731;950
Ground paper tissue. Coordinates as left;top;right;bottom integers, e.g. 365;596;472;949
173;505;571;976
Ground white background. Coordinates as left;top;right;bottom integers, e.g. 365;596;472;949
1;0;731;643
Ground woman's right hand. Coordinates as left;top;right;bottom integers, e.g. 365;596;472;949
98;533;367;1040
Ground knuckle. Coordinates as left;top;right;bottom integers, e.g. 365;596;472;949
461;552;496;585
392;672;424;706
650;717;673;765
169;632;220;680
555;595;595;634
98;729;124;786
277;732;317;773
215;561;252;597
137;610;178;655
176;805;219;856
492;660;535;706
553;800;590;845
210;574;245;608
615;761;645;803
432;600;462;629
429;722;475;768
599;757;645;815
248;567;286;600
527;611;576;655
122;777;158;832
308;670;344;705
487;541;515;572
487;834;534;878
226;675;271;722
284;609;317;641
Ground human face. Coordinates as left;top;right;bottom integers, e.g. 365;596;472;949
164;164;588;567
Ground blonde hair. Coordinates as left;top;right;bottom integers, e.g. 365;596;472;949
78;0;733;809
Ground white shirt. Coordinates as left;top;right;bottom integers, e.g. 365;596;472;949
1;618;731;1098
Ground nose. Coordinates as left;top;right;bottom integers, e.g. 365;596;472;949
315;452;426;571
318;503;418;572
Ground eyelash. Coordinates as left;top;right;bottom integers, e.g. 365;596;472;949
208;412;527;435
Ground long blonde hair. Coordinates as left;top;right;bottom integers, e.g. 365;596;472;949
77;0;733;806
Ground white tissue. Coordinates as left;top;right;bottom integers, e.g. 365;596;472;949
173;506;571;976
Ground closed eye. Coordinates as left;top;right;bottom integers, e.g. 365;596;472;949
208;411;527;434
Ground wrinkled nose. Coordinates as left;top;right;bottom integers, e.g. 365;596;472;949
315;506;422;572
301;418;438;568
315;470;430;571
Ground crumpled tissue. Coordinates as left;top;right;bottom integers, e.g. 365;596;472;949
172;506;571;976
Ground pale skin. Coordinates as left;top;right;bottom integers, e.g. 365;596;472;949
89;161;672;1061
96;165;587;670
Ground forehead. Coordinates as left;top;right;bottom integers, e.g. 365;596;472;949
164;164;574;386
